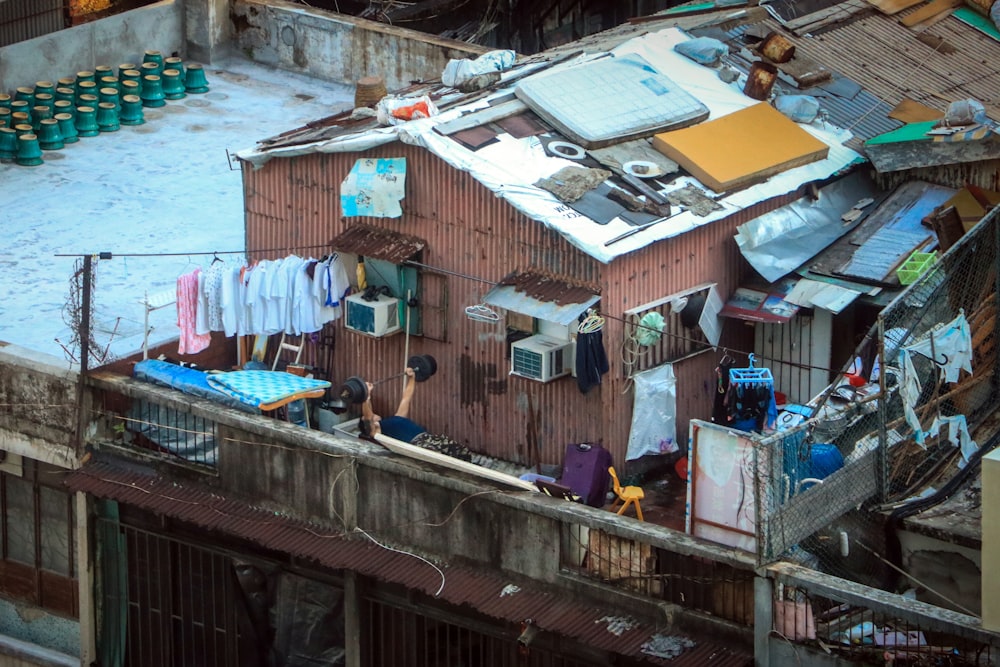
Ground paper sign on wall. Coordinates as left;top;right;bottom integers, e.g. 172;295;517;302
340;158;406;218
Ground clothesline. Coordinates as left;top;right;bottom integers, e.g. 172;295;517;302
54;244;332;259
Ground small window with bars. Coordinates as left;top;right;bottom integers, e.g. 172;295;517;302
623;283;720;375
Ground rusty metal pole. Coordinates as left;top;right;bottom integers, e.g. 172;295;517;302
74;254;93;457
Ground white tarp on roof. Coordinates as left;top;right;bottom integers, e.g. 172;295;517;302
238;28;861;264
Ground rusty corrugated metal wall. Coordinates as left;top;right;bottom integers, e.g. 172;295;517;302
873;160;1000;193
243;143;791;468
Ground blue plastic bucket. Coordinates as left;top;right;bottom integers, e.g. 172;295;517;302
810;444;844;480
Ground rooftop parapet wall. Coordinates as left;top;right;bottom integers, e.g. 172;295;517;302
0;345;79;468
234;0;491;92
0;0;183;94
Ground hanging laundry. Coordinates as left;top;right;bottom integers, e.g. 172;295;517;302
180;252;355;341
176;269;211;355
576;311;609;394
201;258;227;332
898;312;973;445
712;354;735;424
725;355;777;433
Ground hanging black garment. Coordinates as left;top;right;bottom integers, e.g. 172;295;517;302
576;328;610;394
712;361;733;424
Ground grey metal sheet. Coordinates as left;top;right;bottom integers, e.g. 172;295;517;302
514;53;710;148
483;285;600;327
734;170;883;283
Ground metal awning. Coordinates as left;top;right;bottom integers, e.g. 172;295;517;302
720;280;800;323
784;278;863;314
329;223;426;263
483;271;600;326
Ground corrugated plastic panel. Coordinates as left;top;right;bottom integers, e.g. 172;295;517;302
66;460;751;667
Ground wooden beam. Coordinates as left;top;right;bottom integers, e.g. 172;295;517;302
867;0;924;14
900;0;962;27
784;0;869;34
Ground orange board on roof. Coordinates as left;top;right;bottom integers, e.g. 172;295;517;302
651;103;830;193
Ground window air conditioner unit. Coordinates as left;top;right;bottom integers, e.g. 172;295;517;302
510;335;575;383
344;293;401;337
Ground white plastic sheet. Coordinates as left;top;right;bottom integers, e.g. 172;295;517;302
626;363;678;460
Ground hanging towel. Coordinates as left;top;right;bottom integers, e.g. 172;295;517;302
176;269;211;355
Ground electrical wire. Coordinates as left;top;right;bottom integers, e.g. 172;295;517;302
53;244;333;259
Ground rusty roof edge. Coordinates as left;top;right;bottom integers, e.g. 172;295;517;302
64;459;750;664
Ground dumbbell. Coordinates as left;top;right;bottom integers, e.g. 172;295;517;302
339;354;438;404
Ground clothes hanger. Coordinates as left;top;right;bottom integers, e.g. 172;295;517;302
465;302;500;322
578;309;605;334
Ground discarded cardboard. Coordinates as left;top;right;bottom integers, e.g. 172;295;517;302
651;103;829;193
940;186;1000;232
889;98;944;123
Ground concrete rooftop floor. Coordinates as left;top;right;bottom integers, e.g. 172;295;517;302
0;56;354;365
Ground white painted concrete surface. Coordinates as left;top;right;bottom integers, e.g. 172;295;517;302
0;57;353;365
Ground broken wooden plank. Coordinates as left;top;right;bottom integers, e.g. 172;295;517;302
783;0;869;34
777;56;833;87
867;0;924;15
909;5;957;29
900;0;961;27
433;98;528;136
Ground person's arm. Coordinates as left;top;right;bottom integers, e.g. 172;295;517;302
395;367;416;418
361;382;376;421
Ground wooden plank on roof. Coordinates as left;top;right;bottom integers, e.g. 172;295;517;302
783;0;869;34
776;55;832;87
866;0;923;15
433;98;528;136
900;0;961;27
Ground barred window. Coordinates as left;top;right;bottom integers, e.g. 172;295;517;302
623;283;721;375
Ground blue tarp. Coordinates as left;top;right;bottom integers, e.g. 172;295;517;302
133;359;259;413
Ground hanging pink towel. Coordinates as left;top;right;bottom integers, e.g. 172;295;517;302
177;269;211;355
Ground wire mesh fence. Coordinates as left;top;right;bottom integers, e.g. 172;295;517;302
755;206;1000;596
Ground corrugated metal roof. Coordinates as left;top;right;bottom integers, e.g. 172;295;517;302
483;270;602;326
699;23;901;151
329;222;427;263
498;270;601;304
65;458;750;666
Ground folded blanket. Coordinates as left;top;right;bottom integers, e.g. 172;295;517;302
206;370;330;408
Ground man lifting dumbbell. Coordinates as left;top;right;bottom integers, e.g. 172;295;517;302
353;362;472;462
358;367;422;442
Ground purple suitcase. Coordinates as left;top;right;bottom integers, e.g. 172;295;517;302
559;443;612;507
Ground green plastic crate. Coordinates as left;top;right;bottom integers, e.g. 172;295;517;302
896;251;937;285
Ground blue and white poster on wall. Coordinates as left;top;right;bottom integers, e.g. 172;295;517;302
340;158;406;218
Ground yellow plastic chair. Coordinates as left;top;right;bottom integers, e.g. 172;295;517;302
608;466;644;521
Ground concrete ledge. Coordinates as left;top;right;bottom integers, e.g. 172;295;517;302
0;634;77;667
234;0;490;91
